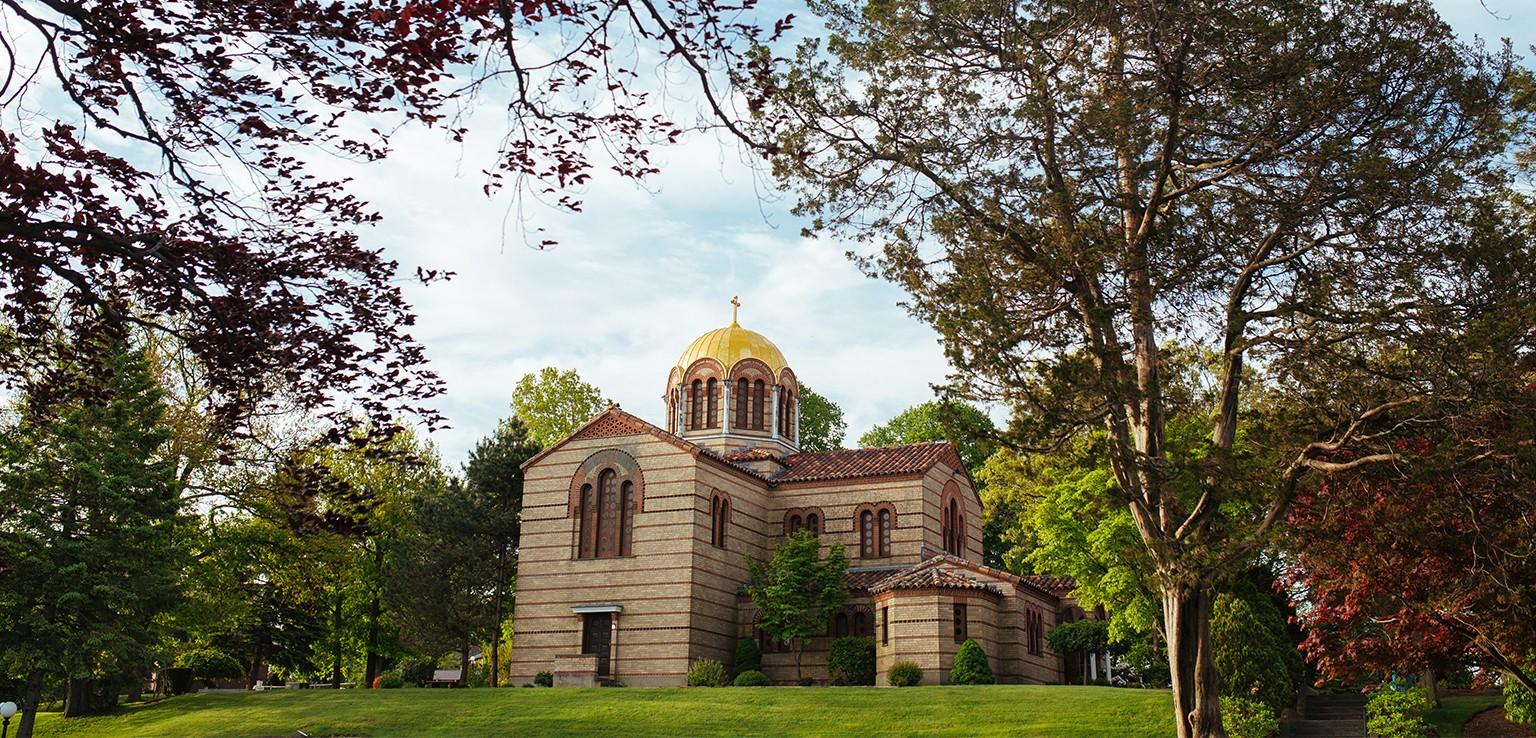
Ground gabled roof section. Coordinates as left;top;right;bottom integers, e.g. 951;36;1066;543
843;564;912;591
869;555;1001;596
775;441;964;485
901;551;1073;600
519;406;771;484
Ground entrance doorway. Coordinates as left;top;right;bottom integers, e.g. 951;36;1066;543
581;612;612;677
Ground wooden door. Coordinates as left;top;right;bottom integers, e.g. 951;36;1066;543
582;613;612;677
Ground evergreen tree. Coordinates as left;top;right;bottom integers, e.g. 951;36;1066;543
0;330;182;732
461;417;540;686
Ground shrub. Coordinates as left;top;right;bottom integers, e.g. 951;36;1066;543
733;670;771;687
733;638;762;677
888;661;923;687
174;649;246;682
397;659;436;687
1220;696;1278;738
950;639;995;685
1504;680;1534;726
826;637;876;686
687;659;730;687
1366;686;1430;738
1212;593;1295;713
533;671;553;688
372;672;405;689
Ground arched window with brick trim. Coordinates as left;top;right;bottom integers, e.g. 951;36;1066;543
785;507;825;536
857;503;895;558
571;450;643;559
805;511;820;535
690;379;703;429
736;377;749;428
710;492;731;548
788;513;803;534
752;380;766;429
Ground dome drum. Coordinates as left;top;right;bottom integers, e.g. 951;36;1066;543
664;305;800;456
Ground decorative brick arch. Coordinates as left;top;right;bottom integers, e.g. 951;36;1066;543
854;502;897;558
783;506;826;536
569;449;645;517
940;480;965;557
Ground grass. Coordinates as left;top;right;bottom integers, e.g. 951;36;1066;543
29;685;1175;738
1424;694;1507;738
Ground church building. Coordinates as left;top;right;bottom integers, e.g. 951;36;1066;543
507;307;1095;686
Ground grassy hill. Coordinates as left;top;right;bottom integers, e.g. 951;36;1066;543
30;685;1175;738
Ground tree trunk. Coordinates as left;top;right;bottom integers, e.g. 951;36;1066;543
794;640;804;683
64;677;92;718
1164;585;1226;738
365;592;381;687
460;634;472;688
247;642;264;689
330;595;344;688
16;669;43;738
490;550;504;688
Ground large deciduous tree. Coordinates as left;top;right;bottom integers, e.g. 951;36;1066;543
461;416;540;686
859;400;994;471
511;368;610;448
756;0;1526;733
796;385;847;452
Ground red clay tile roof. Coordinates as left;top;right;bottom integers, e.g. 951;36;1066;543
871;564;1002;595
723;447;784;462
1024;574;1077;595
843;565;911;590
775;441;960;484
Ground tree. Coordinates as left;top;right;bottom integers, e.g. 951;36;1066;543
511;368;610;447
461;416;540;687
1210;593;1294;714
756;0;1522;733
0;328;181;732
796;385;847;453
950;639;995;685
744;530;849;681
1;0;778;439
859;401;994;471
386;478;493;683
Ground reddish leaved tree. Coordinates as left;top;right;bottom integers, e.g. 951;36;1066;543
1285;408;1536;696
1;0;775;437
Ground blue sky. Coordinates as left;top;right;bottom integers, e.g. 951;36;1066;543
337;0;1536;467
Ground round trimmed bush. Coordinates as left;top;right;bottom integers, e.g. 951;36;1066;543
733;670;771;687
733;638;762;677
533;671;553;688
397;659;436;687
687;658;730;687
888;661;924;687
950;639;995;685
175;649;245;683
827;637;876;686
372;672;405;689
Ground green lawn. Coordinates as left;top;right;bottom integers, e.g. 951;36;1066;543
29;685;1174;738
1425;694;1507;738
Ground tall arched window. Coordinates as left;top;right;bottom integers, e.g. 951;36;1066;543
943;497;965;556
736;378;749;428
711;492;731;548
858;503;895;558
788;514;803;534
576;467;638;558
706;378;719;428
833;611;850;637
805;512;819;535
752;380;766;429
853;610;870;637
690;379;703;430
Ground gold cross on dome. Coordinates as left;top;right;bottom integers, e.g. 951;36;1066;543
731;296;741;325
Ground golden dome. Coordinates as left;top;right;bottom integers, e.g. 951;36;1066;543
675;300;789;377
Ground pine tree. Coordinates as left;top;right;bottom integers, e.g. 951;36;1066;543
0;329;182;732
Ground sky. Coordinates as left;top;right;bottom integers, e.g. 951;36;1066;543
324;0;1536;467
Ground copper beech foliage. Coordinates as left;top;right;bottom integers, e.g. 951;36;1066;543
1285;415;1536;696
0;0;776;438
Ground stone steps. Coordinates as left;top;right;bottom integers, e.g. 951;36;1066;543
1286;694;1368;738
